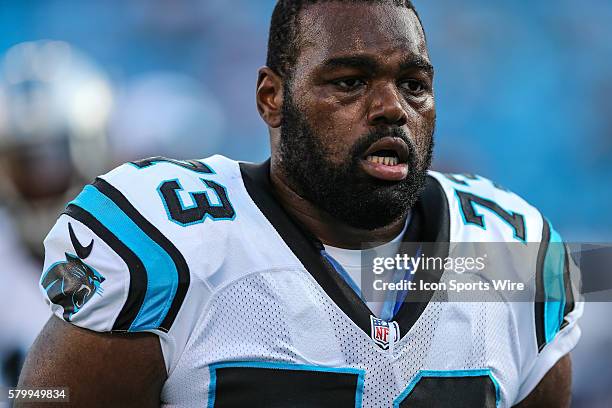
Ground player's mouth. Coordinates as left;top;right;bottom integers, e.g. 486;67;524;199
360;137;410;181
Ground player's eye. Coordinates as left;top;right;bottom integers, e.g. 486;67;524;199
333;78;366;91
399;79;426;95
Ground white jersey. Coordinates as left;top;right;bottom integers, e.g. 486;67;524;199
40;155;582;407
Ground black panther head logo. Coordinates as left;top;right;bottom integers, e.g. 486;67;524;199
41;223;105;321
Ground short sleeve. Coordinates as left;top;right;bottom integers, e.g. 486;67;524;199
41;213;134;332
40;205;176;332
39;174;198;372
514;220;583;403
38;156;252;374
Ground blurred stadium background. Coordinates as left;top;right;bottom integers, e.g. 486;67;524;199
0;1;610;406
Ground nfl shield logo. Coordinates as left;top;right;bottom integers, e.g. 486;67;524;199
370;316;400;350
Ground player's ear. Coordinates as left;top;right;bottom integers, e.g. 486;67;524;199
256;66;283;128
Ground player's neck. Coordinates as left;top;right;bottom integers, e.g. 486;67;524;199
269;167;407;250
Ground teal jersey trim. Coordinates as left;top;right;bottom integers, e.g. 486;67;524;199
69;184;178;332
543;222;566;344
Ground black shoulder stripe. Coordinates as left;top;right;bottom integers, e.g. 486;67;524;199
92;178;190;332
535;216;550;351
64;204;147;332
560;246;575;330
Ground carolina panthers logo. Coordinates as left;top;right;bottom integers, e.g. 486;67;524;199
41;223;105;321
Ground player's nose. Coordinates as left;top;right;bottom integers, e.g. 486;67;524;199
366;83;408;127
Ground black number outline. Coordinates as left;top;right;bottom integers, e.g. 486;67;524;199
158;178;235;226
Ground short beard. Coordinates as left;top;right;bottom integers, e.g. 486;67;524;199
278;87;434;231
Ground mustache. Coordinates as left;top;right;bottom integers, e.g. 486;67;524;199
350;126;416;160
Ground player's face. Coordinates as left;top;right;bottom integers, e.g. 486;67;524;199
279;3;435;230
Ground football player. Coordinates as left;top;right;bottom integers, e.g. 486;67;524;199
0;40;112;390
19;1;582;407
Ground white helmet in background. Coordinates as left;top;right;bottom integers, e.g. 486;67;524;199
0;40;114;259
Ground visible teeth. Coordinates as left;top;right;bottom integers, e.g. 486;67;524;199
366;155;399;166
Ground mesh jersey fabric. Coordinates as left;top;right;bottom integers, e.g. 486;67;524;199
39;155;582;407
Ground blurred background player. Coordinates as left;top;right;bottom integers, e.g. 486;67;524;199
0;40;112;389
0;37;228;393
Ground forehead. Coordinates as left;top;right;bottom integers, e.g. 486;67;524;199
297;2;428;66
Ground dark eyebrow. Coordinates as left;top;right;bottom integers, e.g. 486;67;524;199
319;54;434;76
399;55;434;75
320;56;378;73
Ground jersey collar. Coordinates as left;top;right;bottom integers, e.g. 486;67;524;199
239;159;450;339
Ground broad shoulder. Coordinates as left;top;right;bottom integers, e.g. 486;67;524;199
427;170;545;243
98;155;240;224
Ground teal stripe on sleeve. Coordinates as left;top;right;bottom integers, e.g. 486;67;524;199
543;222;566;344
69;185;178;332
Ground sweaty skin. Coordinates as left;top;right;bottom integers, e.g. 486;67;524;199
260;3;435;249
19;3;571;407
